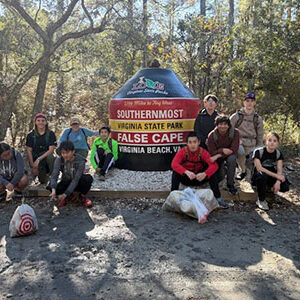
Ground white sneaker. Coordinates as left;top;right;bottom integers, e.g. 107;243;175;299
256;200;269;211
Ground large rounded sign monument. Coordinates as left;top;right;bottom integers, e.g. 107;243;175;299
109;68;201;171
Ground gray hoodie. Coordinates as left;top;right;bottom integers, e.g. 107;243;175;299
0;150;26;186
50;154;86;196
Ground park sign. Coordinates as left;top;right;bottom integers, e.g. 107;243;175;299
109;68;201;171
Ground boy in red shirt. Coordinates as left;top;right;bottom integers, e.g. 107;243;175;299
171;132;229;209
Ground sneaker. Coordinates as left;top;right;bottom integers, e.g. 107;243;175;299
227;184;238;195
68;193;77;202
57;198;67;207
98;175;105;181
256;200;269;211
80;194;93;208
236;172;247;181
216;197;229;209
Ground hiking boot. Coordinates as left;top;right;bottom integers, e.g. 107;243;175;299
0;191;7;202
98;175;105;181
236;172;247;181
68;193;77;202
57;198;67;207
227;184;238;195
80;194;93;208
216;197;229;209
256;200;269;211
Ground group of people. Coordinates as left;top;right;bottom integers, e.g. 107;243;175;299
0;114;119;208
171;93;289;210
0;92;290;211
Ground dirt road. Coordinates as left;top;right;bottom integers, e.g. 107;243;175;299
0;195;299;300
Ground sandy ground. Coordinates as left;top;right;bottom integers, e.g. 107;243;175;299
0;158;299;300
0;193;299;300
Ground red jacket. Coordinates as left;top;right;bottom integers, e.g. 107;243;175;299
171;146;218;178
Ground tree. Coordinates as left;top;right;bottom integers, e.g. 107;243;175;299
0;0;119;139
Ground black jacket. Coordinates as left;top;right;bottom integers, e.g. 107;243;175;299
194;109;219;147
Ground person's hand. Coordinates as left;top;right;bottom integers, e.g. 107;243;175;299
273;181;281;193
210;154;221;163
256;164;263;173
276;174;285;182
239;140;243;145
6;183;14;192
50;189;56;200
185;170;196;180
96;168;101;173
33;159;40;168
196;172;207;182
31;167;39;176
58;193;67;201
223;148;233;156
104;151;108;155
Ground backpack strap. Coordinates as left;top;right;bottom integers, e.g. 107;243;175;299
184;146;202;163
253;113;259;135
108;138;113;152
66;128;72;141
32;129;50;148
235;110;244;128
81;128;90;150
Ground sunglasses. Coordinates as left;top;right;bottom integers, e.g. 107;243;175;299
71;123;80;126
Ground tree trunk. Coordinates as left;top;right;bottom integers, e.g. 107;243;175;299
31;55;51;125
226;0;234;100
198;0;206;98
142;0;148;67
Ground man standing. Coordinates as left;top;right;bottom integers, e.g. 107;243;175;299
194;94;219;149
230;93;264;180
171;132;229;209
207;115;240;195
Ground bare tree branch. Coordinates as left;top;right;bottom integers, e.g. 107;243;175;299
48;0;80;33
52;4;115;53
81;0;94;27
3;0;49;43
34;0;42;22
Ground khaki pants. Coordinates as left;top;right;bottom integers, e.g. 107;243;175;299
38;154;56;184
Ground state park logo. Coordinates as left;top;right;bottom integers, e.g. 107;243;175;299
127;76;168;96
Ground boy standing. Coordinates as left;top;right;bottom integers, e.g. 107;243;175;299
171;132;229;209
90;126;118;181
207;115;239;195
194;94;219;149
230;93;264;180
50;141;93;208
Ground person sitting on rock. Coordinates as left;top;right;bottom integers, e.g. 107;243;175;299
207;115;240;195
26;113;57;184
90;126;118;181
0;142;29;200
194;94;219;149
230;93;264;180
171;132;229;209
252;132;290;211
50;141;93;208
59;117;98;159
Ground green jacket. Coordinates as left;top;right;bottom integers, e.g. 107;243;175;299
90;137;118;169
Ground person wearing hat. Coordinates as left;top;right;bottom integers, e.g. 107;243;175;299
230;93;264;180
90;126;118;181
26;113;57;184
194;94;219;149
59;117;97;159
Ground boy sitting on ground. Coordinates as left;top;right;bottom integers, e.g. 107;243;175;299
171;132;229;209
50;141;93;208
230;93;264;180
207;115;239;195
0;142;29;200
90;126;118;181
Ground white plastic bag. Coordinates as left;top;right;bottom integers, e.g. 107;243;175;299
163;187;218;224
9;204;38;237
